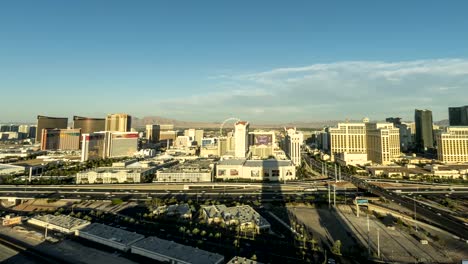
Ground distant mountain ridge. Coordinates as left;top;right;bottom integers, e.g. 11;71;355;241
133;116;451;129
132;116;342;129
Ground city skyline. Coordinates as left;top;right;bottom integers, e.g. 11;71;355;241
1;1;468;122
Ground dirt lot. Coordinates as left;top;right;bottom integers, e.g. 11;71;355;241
286;204;463;263
336;205;449;263
13;199;71;212
286;205;359;255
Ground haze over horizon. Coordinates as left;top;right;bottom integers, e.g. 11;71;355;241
1;1;468;123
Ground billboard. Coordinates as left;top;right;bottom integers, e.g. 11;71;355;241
356;199;368;204
254;134;273;146
112;133;138;139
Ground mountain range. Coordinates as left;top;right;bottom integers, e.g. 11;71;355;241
132;116;450;129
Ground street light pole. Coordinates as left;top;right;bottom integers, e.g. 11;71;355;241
367;214;370;257
377;228;380;258
414;198;417;232
334;164;337;182
333;184;336;207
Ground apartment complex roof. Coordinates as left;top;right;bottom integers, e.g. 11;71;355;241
202;205;270;227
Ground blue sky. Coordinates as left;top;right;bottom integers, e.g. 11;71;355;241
1;1;468;123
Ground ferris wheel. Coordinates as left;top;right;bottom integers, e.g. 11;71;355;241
219;117;240;136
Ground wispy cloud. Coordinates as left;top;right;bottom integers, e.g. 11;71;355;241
145;58;468;122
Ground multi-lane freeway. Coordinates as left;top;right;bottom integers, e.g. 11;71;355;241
0;182;362;203
305;154;468;241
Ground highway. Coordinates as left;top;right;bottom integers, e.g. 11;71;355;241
306;154;468;241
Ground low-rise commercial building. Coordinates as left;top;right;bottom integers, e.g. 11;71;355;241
131;236;224;264
366;165;428;178
201;205;270;234
200;145;219;158
424;164;468;179
76;165;155;184
154;159;213;183
27;214;90;234
76;223;145;252
0;164;25;175
335;152;369;166
216;159;296;181
2;215;22;226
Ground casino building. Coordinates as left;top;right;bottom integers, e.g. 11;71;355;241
81;131;138;161
73;116;105;134
36;115;68;142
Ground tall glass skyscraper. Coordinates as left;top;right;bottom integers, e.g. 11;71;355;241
36;115;68;142
448;106;468;126
415;109;434;151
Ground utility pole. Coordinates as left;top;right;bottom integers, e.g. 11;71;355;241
338;166;341;181
414;198;418;232
333;184;336;207
328;182;331;209
377;228;380;258
367;214;370;257
334;164;337;182
344;187;346;205
44;215;49;239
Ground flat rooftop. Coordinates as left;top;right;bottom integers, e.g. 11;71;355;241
31;214;90;229
12;159;49;166
367;165;427;175
160;159;213;173
217;159;247;166
131;236;224;264
79;223;144;245
244;159;293;167
85;167;153;174
218;159;294;167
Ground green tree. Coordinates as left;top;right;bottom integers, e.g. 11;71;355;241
332;240;342;255
192;228;200;235
111;198;123;205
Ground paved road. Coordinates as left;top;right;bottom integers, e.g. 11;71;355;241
305;155;468;241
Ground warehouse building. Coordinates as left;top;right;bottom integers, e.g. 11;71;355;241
27;214;90;234
76;223;144;252
131;236;224;264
